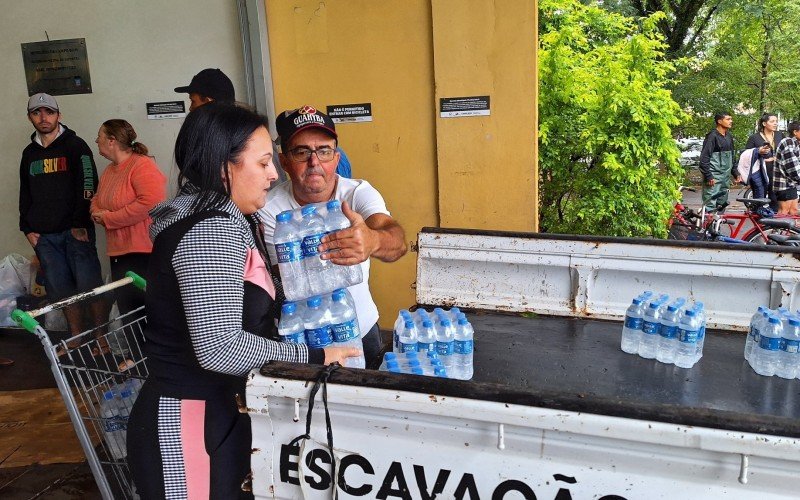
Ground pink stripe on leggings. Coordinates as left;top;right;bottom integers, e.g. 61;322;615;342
180;400;210;499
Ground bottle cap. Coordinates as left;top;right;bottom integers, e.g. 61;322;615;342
450;307;461;316
458;315;469;325
332;289;345;301
281;302;296;314
384;352;397;361
120;389;133;398
440;319;452;326
422;319;433;328
408;359;421;367
632;298;642;305
404;320;415;328
789;317;800;327
685;309;696;317
434;367;447;377
326;200;341;210
769;316;781;325
276;211;293;222
301;205;317;217
104;391;115;400
411;367;424;375
306;296;322;308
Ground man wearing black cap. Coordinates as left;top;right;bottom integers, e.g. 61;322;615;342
260;106;407;365
19;93;106;337
174;68;235;111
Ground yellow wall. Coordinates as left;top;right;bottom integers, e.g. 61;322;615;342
265;0;439;327
431;0;538;231
265;0;538;328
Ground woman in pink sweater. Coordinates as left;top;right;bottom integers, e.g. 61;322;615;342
91;119;166;313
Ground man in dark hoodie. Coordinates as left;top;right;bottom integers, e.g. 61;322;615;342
699;112;741;211
19;93;106;336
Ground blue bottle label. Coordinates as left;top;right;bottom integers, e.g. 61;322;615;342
642;320;660;335
660;325;678;339
400;342;418;353
624;316;643;330
331;319;359;342
782;339;800;353
436;340;454;356
276;240;303;263
455;339;474;354
305;326;332;348
301;233;324;258
678;328;699;344
418;341;435;353
282;332;306;344
759;336;782;351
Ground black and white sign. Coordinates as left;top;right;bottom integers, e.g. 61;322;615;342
440;96;491;118
327;103;372;123
146;101;186;120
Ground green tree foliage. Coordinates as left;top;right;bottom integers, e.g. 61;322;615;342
539;0;684;237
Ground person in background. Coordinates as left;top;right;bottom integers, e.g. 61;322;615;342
91;119;166;314
699;112;740;211
174;68;235;112
773;122;800;215
260;106;408;367
18;93;107;339
745;113;784;201
126;103;358;499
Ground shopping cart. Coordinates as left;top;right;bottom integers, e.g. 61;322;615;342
11;272;148;500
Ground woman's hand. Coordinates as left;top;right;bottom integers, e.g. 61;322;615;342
91;210;108;226
323;346;363;365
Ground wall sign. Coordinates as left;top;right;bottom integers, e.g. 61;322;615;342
327;103;372;123
146;101;187;120
440;96;490;118
21;38;92;96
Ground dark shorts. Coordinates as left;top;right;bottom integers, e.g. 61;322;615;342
34;229;104;301
775;187;798;202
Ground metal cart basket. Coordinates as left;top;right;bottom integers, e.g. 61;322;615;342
12;273;148;500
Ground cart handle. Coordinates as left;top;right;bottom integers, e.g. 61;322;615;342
10;272;147;333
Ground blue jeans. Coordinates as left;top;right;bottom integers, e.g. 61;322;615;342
750;167;768;199
34;229;104;301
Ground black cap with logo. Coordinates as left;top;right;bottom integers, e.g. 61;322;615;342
174;68;235;102
275;105;337;149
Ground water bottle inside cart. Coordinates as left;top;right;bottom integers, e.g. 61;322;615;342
776;315;800;379
274;211;309;300
304;296;333;349
453;314;474;380
107;327;130;358
278;302;306;344
753;315;783;377
674;308;700;369
324;200;364;287
330;289;365;368
435;318;456;371
101;390;127;460
299;205;334;296
620;297;644;354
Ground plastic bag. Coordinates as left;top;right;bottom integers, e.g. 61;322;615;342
0;254;32;326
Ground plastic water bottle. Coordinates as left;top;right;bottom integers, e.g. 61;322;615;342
398;320;419;353
329;289;365;368
435;318;456;371
324;200;364;287
303;296;333;349
745;307;766;362
274;211;309;300
776;316;800;379
449;307;462;322
417;319;437;354
278;302;306;344
453;314;474;380
656;300;684;364
620;297;644;354
101;390;126;460
753;315;783;376
638;298;667;359
393;310;411;353
299;205;333;296
692;302;706;363
674;308;700;368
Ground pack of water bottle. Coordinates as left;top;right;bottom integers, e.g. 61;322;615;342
620;291;707;368
382;307;474;380
273;200;364;301
744;306;800;378
278;287;366;369
99;377;143;460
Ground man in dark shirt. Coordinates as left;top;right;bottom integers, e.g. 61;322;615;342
699;112;741;211
19;93;106;337
174;68;235;111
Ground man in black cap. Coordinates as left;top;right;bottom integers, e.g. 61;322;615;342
174;68;235;111
259;105;407;366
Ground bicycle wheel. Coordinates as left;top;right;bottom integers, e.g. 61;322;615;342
745;226;800;245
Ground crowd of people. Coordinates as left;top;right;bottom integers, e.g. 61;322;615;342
699;111;800;215
16;68;407;497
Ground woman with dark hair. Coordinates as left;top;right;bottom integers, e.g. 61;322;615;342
126;103;359;499
91;119;166;313
745;113;784;200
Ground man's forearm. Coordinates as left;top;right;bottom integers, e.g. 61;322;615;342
370;221;407;263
